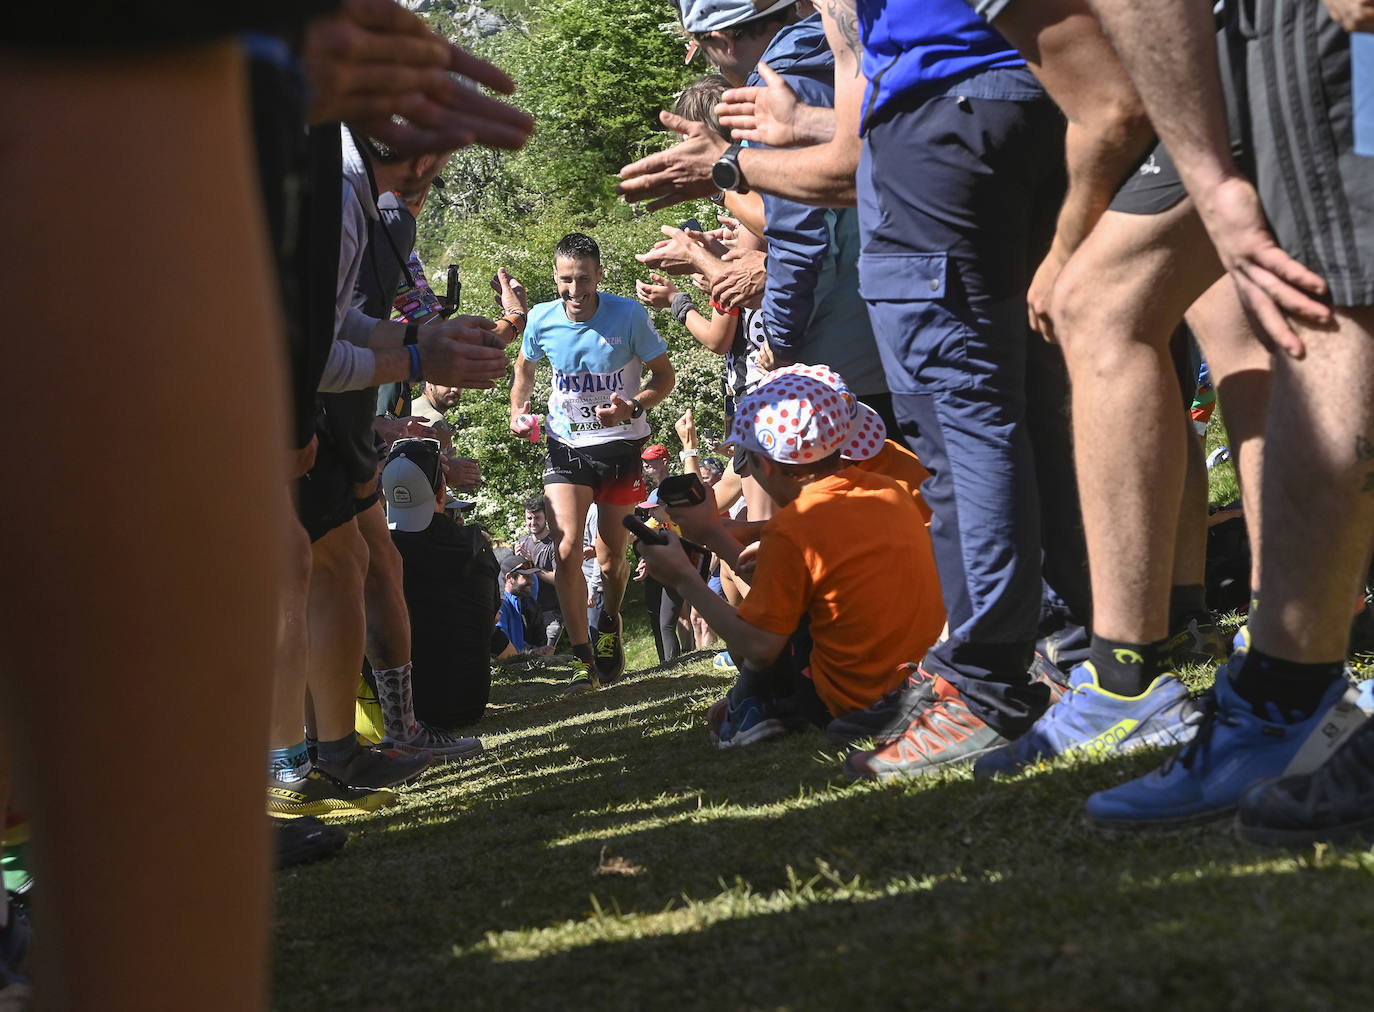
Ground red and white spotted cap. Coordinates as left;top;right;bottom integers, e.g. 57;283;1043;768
723;366;881;464
764;364;887;461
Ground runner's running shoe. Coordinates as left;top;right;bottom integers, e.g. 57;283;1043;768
826;664;935;745
565;658;600;695
1086;656;1366;830
974;663;1202;778
1235;714;1374;847
713;651;737;673
594;611;626;684
385;722;483;761
844;676;1007;781
267;770;395;819
314;742;431;790
717;696;785;749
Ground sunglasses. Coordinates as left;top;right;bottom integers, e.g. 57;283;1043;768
390;437;443;491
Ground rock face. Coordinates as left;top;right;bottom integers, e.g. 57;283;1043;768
402;1;508;40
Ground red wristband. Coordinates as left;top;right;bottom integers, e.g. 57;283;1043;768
710;298;739;316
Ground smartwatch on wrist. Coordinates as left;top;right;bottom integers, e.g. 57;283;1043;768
711;144;748;194
404;323;419;346
628;397;645;419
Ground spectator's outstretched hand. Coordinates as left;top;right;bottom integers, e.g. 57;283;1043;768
1196;175;1331;358
617;112;729;211
418;315;508;388
635;272;680;310
710;247;767;310
443;455;482;491
492;267;528;317
715;62;806;147
675;408;697;449
636;225;726;276
375;416;438;445
303;0;533;154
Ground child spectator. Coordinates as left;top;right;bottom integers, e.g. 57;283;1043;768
640;371;944;747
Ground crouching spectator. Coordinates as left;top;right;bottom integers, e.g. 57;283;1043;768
378;438;498;730
497;553;556;657
641;371;944;747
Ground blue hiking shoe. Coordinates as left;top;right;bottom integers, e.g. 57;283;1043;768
713;651;738;673
973;663;1202;779
717;696;784;749
1085;656;1367;831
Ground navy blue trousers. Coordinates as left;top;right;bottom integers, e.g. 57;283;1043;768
858;78;1087;736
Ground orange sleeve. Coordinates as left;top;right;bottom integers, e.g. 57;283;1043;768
736;528;811;636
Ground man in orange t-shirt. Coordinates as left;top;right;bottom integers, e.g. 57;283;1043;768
641;369;944;748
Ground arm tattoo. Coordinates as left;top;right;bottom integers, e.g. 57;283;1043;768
825;0;864;73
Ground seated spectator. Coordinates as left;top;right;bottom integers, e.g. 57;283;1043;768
517;494;563;649
497;554;554;656
376;438;498;731
641;371;945;748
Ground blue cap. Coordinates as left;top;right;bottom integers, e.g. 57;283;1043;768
678;0;795;34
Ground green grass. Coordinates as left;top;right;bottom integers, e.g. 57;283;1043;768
273;613;1374;1011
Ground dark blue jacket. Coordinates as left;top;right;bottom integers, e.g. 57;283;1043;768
753;14;886;396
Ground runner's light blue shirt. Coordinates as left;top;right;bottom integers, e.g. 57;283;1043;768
522;292;668;447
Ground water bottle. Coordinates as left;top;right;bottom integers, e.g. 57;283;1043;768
518;413;542;443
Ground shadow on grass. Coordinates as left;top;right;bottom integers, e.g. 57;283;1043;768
274;646;1374;1012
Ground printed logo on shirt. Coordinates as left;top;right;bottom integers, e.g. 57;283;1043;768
555;369;627;394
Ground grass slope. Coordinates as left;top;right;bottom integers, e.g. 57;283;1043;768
273;608;1374;1011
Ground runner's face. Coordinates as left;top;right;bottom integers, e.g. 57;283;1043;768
555;255;602;322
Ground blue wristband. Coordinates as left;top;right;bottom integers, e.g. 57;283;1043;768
406;343;423;383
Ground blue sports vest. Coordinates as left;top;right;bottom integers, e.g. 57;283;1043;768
859;0;1025;122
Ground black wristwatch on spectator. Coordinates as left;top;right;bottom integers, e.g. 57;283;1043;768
711;144;748;194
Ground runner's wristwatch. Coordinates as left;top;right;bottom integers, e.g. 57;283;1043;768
711;144;748;194
628;397;645;419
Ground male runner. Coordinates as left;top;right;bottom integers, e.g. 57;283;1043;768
510;233;676;692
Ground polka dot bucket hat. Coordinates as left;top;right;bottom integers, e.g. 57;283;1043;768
724;365;886;464
764;364;887;461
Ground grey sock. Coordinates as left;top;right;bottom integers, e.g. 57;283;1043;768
316;733;360;767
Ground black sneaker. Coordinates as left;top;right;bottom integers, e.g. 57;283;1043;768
274;815;348;868
1236;716;1374;847
826;665;936;745
565;657;601;695
267;769;396;818
593;611;626;684
314;742;432;790
0;902;30;995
